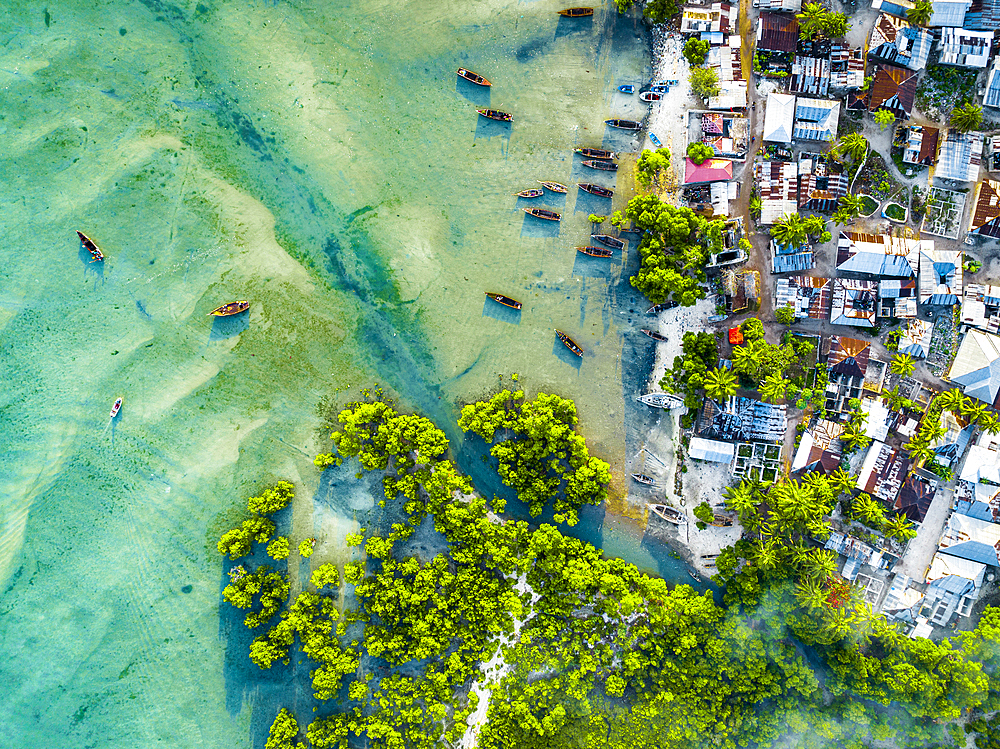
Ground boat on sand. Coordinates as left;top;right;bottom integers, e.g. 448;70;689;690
537;180;568;193
485;292;522;310
575;147;616;159
605;119;642;130
641;329;669;342
631;473;654;485
515;188;544;198
555;329;584;356
110;397;122;418
636;392;685;409
577;246;614;258
581;159;618;171
523;207;561;221
593;234;625;251
209;301;251;317
558;7;594;16
648;504;686;524
477;108;512;122
578;183;613;198
77;231;104;262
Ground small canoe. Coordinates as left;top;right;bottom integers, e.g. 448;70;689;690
618;85;635;94
575;147;616;159
707;313;728;323
77;230;104;262
593;234;625;250
650;84;669;93
665;79;680;86
647;301;678;314
578;183;614;197
515;188;544;198
555;329;584;356
537;180;568;193
523;207;561;221
606;119;642;130
649;503;687;524
642;329;669;342
582;159;618;171
639;91;663;103
457;68;491;86
485;292;522;310
577;246;614;258
637;392;685;409
209;300;251;317
631;473;655;485
110;397;122;418
477;108;512;122
649;133;663;148
558;7;594;16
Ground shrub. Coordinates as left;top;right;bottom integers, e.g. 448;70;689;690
683;38;710;65
775;306;796;325
687;141;715;165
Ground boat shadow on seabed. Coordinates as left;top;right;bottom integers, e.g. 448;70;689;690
455;77;490;107
209;310;250;340
552;334;583;369
482;296;522;325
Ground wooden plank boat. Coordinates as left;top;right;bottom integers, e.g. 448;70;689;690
593;234;625;250
582;159;618;171
618;85;635;94
578;183;614;198
650;85;670;94
605;118;642;130
637;392;685;409
77;230;104;262
555;329;584;356
457;68;491;86
707;313;728;323
477;108;512;122
577;246;614;258
485;292;522;310
209;300;251;317
649;503;687;525
110;397;122;418
631;473;655;485
515;188;544;198
537;180;568;193
649;133;663;148
558;7;594;16
642;329;669;342
523;207;561;221
711;512;735;528
574;147;616;159
639;91;663;103
647;301;678;314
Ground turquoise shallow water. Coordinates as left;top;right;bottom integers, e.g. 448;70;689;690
0;2;691;746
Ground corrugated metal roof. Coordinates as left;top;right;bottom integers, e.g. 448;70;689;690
939;27;993;67
764;92;796;143
971;180;1000;236
756;12;799;52
689;437;737;462
935;130;984;182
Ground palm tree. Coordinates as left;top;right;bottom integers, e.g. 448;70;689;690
890;353;915;376
796;2;827;40
883;385;905;412
723;481;758;520
906;0;933;26
796;577;830;610
979;411;1000;435
829;467;856;497
804;549;839;580
951;101;983;133
834;193;864;223
759;373;788;404
770;213;808;246
852;493;887;529
732;346;760;379
962;399;988;425
704;367;738;400
752;539;782;572
874;108;896;131
803;214;827;237
905;439;935;467
835;132;868;162
803;472;833;503
884;513;917;542
937;388;965;414
918;419;946;443
841;422;871;451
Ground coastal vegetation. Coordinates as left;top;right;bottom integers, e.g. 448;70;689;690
796;2;850;40
690;67;721;100
635;147;671;188
683;37;710;65
686;141;714;165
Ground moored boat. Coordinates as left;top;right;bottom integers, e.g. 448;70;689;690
593;234;625;251
642;329;669;342
77;230;104;262
647;301;678;314
605;118;642;130
574;147;616;159
537;180;568;193
457;68;491;86
485;292;522;310
523;207;561;221
639;91;663;102
618;84;635;94
578;183;614;198
577;246;614;258
581;159;618;171
209;300;251;317
515;188;544;198
631;473;655;485
558;7;594;16
477;108;512;122
649;133;663;148
648;503;687;525
637;392;685;409
110;397;122;418
555;329;584;356
650;85;669;94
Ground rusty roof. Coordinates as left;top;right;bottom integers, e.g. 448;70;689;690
757;12;799;52
867;64;918;116
971;179;1000;238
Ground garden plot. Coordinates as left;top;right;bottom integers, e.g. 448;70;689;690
920;187;967;239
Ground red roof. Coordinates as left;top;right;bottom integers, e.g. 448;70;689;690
684;158;733;184
729;327;744;345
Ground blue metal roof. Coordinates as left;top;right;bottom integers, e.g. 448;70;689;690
772;251;814;273
837;252;915;277
942;541;1000;566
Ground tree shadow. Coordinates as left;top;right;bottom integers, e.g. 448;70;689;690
552;334;584;369
520;213;561;238
209;311;250;340
535;189;567;208
455;77;490;107
482;296;522;324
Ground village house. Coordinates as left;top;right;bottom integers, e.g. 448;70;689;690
897;318;935;358
961;283;1000;333
878;279;919;318
948;328;1000;406
763;92;796;143
831;278;878;328
770;240;815;273
836;231;920;279
969;179;1000;238
756;160;799;224
824;335;871;414
918;245;963;305
901;125;940;166
848;64;918;119
933;130;985;183
680;2;737;36
798;157;849;212
938;27;994;67
775;275;832;317
867;13;933;70
793;98;841;142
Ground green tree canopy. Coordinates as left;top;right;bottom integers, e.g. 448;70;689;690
907;0;934;25
952;101;984;132
686;141;714;164
683;37;710;65
690;66;720;99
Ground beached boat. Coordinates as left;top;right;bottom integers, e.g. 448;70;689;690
574;147;616;159
618;84;635;94
515;188;544;198
477;108;512;122
646;301;679;314
582;159;618;171
650;85;669;94
639;91;663;102
707;313;728;323
537;180;568;193
485;292;522;310
648;503;687;525
637;392;685;409
77;230;104;262
605;118;642;130
642;329;669;342
631;473;655;485
209;300;251;317
558;7;594;16
555;329;584;356
577;246;614;258
593;234;625;251
578;183;614;198
523;207;561;221
689;571;702;581
110;397;122;418
711;513;735;528
457;68;491;86
649;133;663;148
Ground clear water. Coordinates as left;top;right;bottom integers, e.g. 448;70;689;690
0;2;699;746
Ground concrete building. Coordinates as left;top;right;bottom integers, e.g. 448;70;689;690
763;92;796;143
948;329;1000;405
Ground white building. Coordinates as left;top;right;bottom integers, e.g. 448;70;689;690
763;92;796;143
938;28;994;67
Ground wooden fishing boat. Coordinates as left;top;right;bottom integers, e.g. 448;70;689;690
582;159;618;171
477;108;512;122
647;301;678;314
485;292;522;310
515;188;544;198
689;571;703;581
639;91;663;103
558;7;594;16
650;84;670;93
649;133;663;148
555;329;584;356
593;234;625;250
578;183;614;198
605;118;642;130
77;230;104;262
711;513;735;528
574;147;616;159
631;473;655;485
209;300;251;317
642;329;669;342
537;180;568;193
637;392;685;409
457;68;491;86
523;207;561;221
577;246;614;258
707;313;728;323
110;397;122;418
618;84;635;94
648;503;686;525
